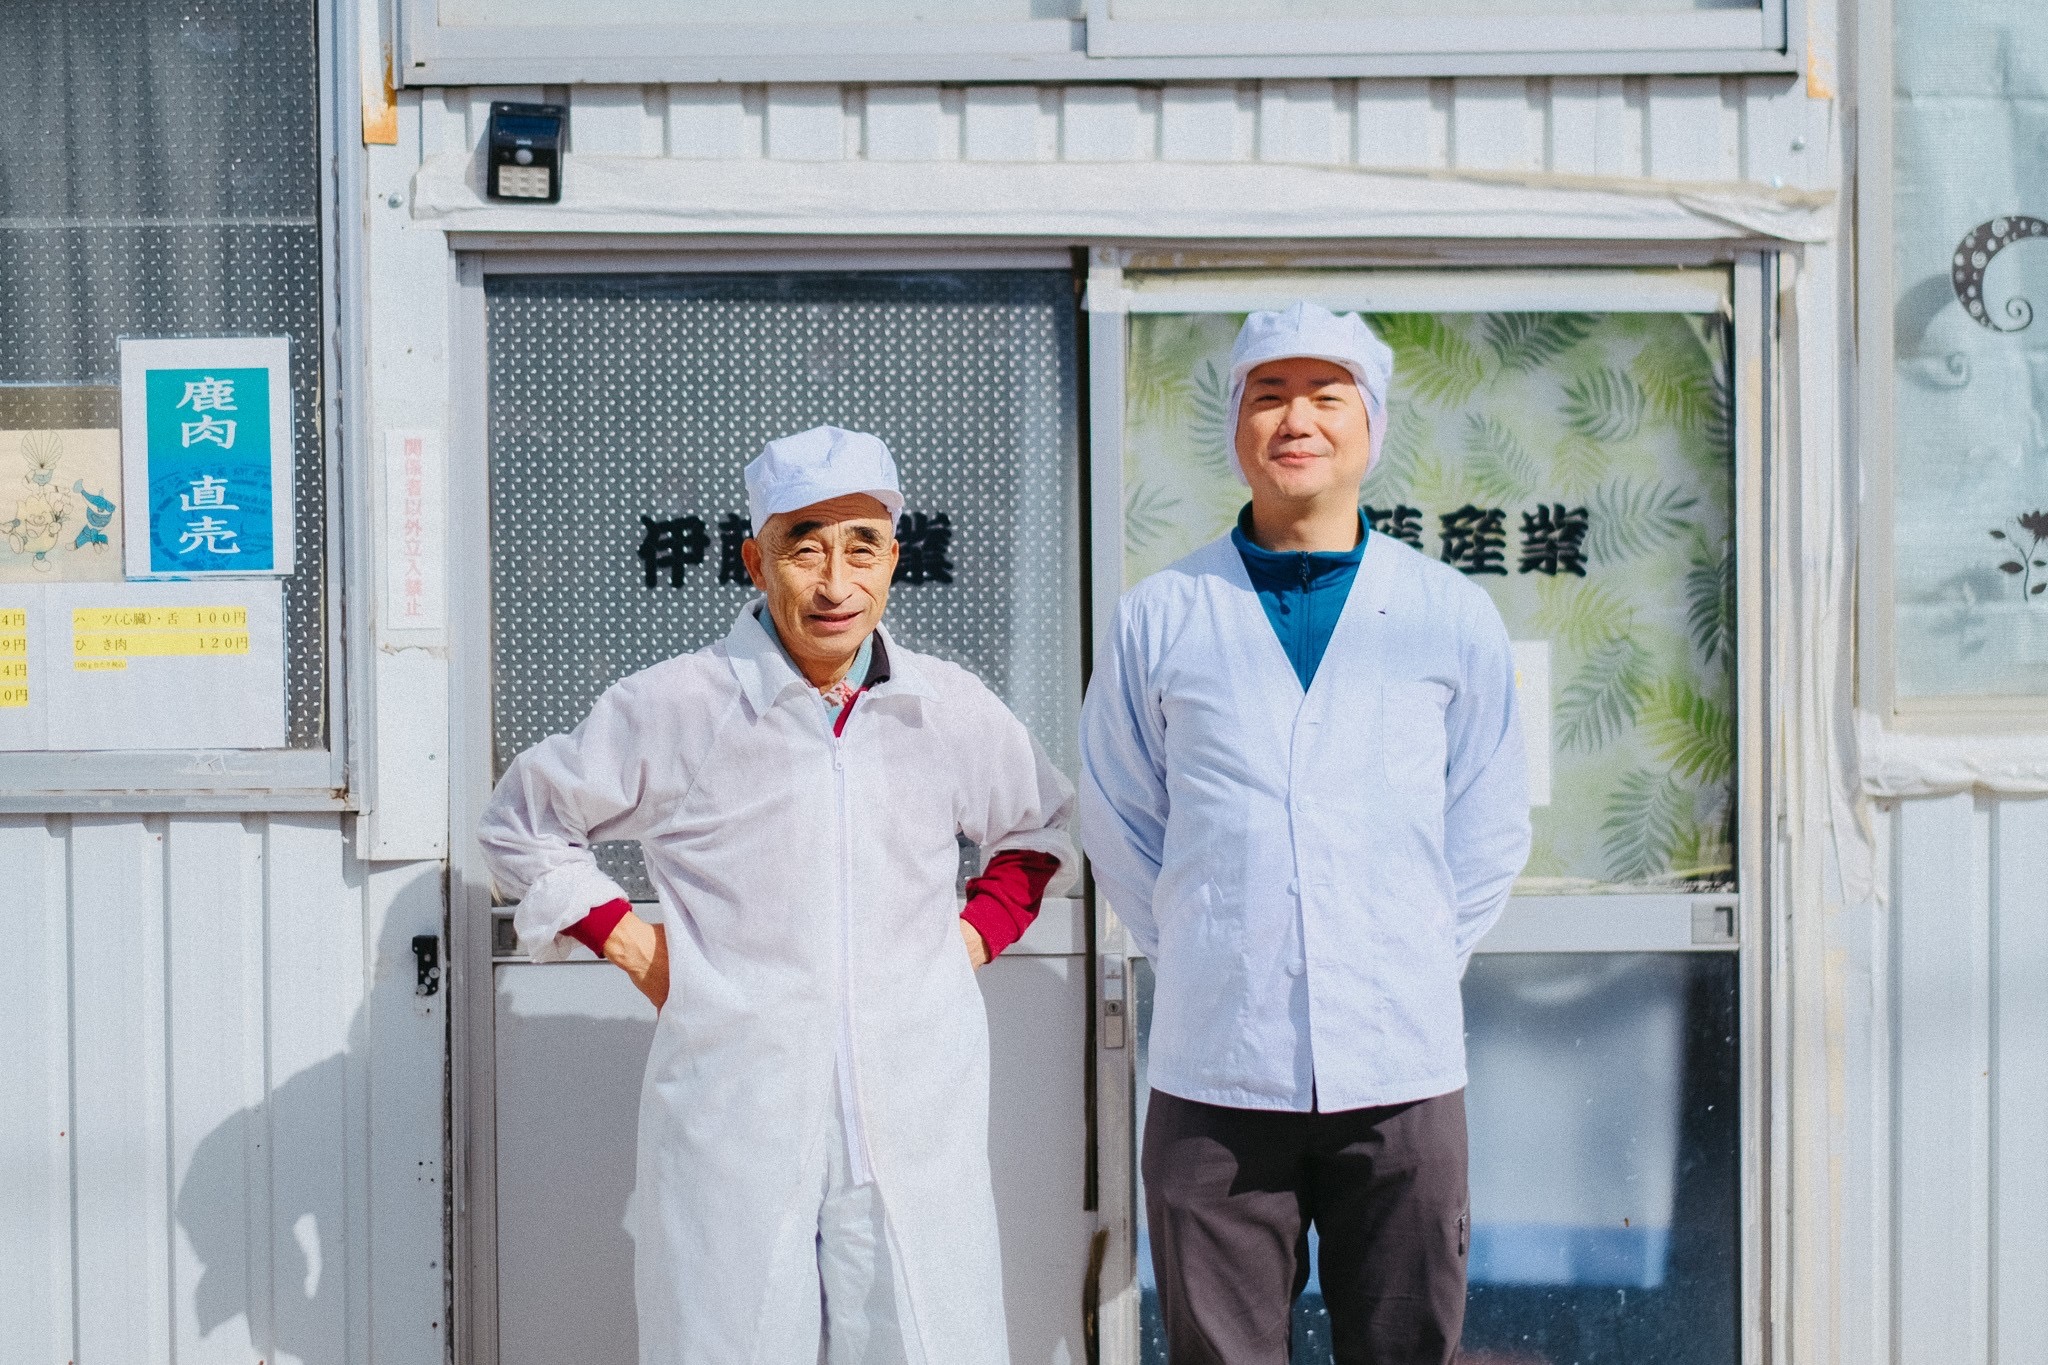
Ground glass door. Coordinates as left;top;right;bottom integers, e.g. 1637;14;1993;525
1086;263;1768;1365
454;263;1092;1364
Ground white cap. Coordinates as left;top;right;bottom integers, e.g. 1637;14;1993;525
1224;302;1395;483
744;426;905;536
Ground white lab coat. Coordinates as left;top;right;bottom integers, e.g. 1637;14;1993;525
479;604;1075;1365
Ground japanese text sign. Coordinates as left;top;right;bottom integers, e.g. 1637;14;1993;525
120;337;294;578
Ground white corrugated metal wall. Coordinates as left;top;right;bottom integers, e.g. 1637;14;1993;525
0;815;446;1365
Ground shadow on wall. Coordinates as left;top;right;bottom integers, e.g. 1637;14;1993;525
174;903;443;1365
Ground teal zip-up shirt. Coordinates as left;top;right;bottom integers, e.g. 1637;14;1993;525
1229;505;1369;690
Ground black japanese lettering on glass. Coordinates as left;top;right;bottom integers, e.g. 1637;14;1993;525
1518;504;1591;576
717;513;751;586
894;511;956;585
1438;505;1508;576
638;514;708;587
1363;503;1425;550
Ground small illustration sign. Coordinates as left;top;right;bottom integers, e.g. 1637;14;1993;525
0;428;123;583
120;337;294;578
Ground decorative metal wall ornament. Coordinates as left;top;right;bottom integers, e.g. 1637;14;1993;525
1952;216;2048;331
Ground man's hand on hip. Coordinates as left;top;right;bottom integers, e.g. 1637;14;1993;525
604;911;669;1011
960;919;991;970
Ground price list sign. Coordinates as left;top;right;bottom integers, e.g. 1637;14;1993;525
72;605;251;672
0;609;26;709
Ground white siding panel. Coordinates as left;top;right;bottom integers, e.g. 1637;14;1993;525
1061;85;1152;162
1159;82;1241;162
266;815;360;1365
167;816;271;1365
666;84;757;160
72;817;174;1365
572;84;660;156
0;817;73;1365
1450;77;1541;173
866;85;956;161
1740;73;1825;191
963;85;1043;161
1645;75;1728;182
1894;794;1993;1365
1353;78;1439;169
765;83;848;161
1993;798;2048;1364
1546;76;1603;176
423;87;474;160
1258;79;1341;164
365;862;452;1364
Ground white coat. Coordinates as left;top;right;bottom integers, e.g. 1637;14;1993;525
479;604;1076;1365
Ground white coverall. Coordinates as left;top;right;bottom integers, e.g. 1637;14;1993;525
479;604;1076;1365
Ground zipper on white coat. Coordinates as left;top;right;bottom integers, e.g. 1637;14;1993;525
830;704;876;1185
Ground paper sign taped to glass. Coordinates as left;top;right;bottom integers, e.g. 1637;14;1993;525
119;337;294;579
0;580;285;750
0;428;124;583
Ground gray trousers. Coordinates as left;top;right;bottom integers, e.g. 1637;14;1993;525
1142;1088;1469;1365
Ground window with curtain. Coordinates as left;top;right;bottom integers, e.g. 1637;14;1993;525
0;0;327;745
1891;4;2048;699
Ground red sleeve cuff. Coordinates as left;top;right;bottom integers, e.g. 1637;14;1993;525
564;897;633;957
960;850;1062;960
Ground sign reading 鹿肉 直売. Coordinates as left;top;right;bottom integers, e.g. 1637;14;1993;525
120;337;294;578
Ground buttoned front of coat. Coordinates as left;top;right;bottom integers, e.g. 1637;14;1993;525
1079;532;1530;1113
479;605;1075;1365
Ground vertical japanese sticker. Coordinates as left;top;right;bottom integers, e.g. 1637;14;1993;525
383;430;447;636
119;337;294;578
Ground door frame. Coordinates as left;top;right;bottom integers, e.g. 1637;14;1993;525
444;243;1092;1365
445;239;1783;1365
1080;248;1781;1365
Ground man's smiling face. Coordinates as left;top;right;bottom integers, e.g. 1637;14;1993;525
1234;356;1374;509
742;492;899;686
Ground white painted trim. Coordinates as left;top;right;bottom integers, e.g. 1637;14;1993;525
1115;266;1732;314
394;1;1796;83
409;154;1837;243
477;246;1076;274
1086;4;1774;59
1473;895;1742;953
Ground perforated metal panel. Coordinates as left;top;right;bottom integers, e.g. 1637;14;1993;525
0;0;326;746
487;271;1084;899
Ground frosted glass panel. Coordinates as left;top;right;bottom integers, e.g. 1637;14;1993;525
488;271;1083;900
442;0;1082;24
1123;305;1736;892
1111;0;1750;15
1890;3;2048;696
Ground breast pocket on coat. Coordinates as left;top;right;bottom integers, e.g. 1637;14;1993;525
1381;681;1452;795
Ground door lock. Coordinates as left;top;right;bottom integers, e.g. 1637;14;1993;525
1101;955;1127;1049
412;934;442;996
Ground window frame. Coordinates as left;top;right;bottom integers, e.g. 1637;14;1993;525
0;0;356;812
1852;0;2048;730
393;0;1798;85
1083;255;1777;1365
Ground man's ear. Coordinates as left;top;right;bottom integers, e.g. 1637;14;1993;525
740;536;769;592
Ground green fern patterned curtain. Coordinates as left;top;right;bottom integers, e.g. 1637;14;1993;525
1123;308;1735;892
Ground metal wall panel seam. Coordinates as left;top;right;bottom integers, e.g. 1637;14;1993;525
1645;74;1732;181
69;816;174;1363
1892;794;1992;1365
164;816;268;1365
0;817;74;1363
364;859;451;1365
263;816;361;1365
1990;798;2048;1362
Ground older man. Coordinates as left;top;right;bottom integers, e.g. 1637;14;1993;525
480;426;1073;1365
1080;304;1530;1365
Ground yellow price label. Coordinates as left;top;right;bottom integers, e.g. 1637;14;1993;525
0;660;24;681
0;632;24;658
71;606;248;631
0;609;24;630
0;684;27;708
73;631;249;658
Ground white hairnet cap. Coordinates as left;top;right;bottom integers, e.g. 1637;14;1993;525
744;426;905;535
1225;302;1395;483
